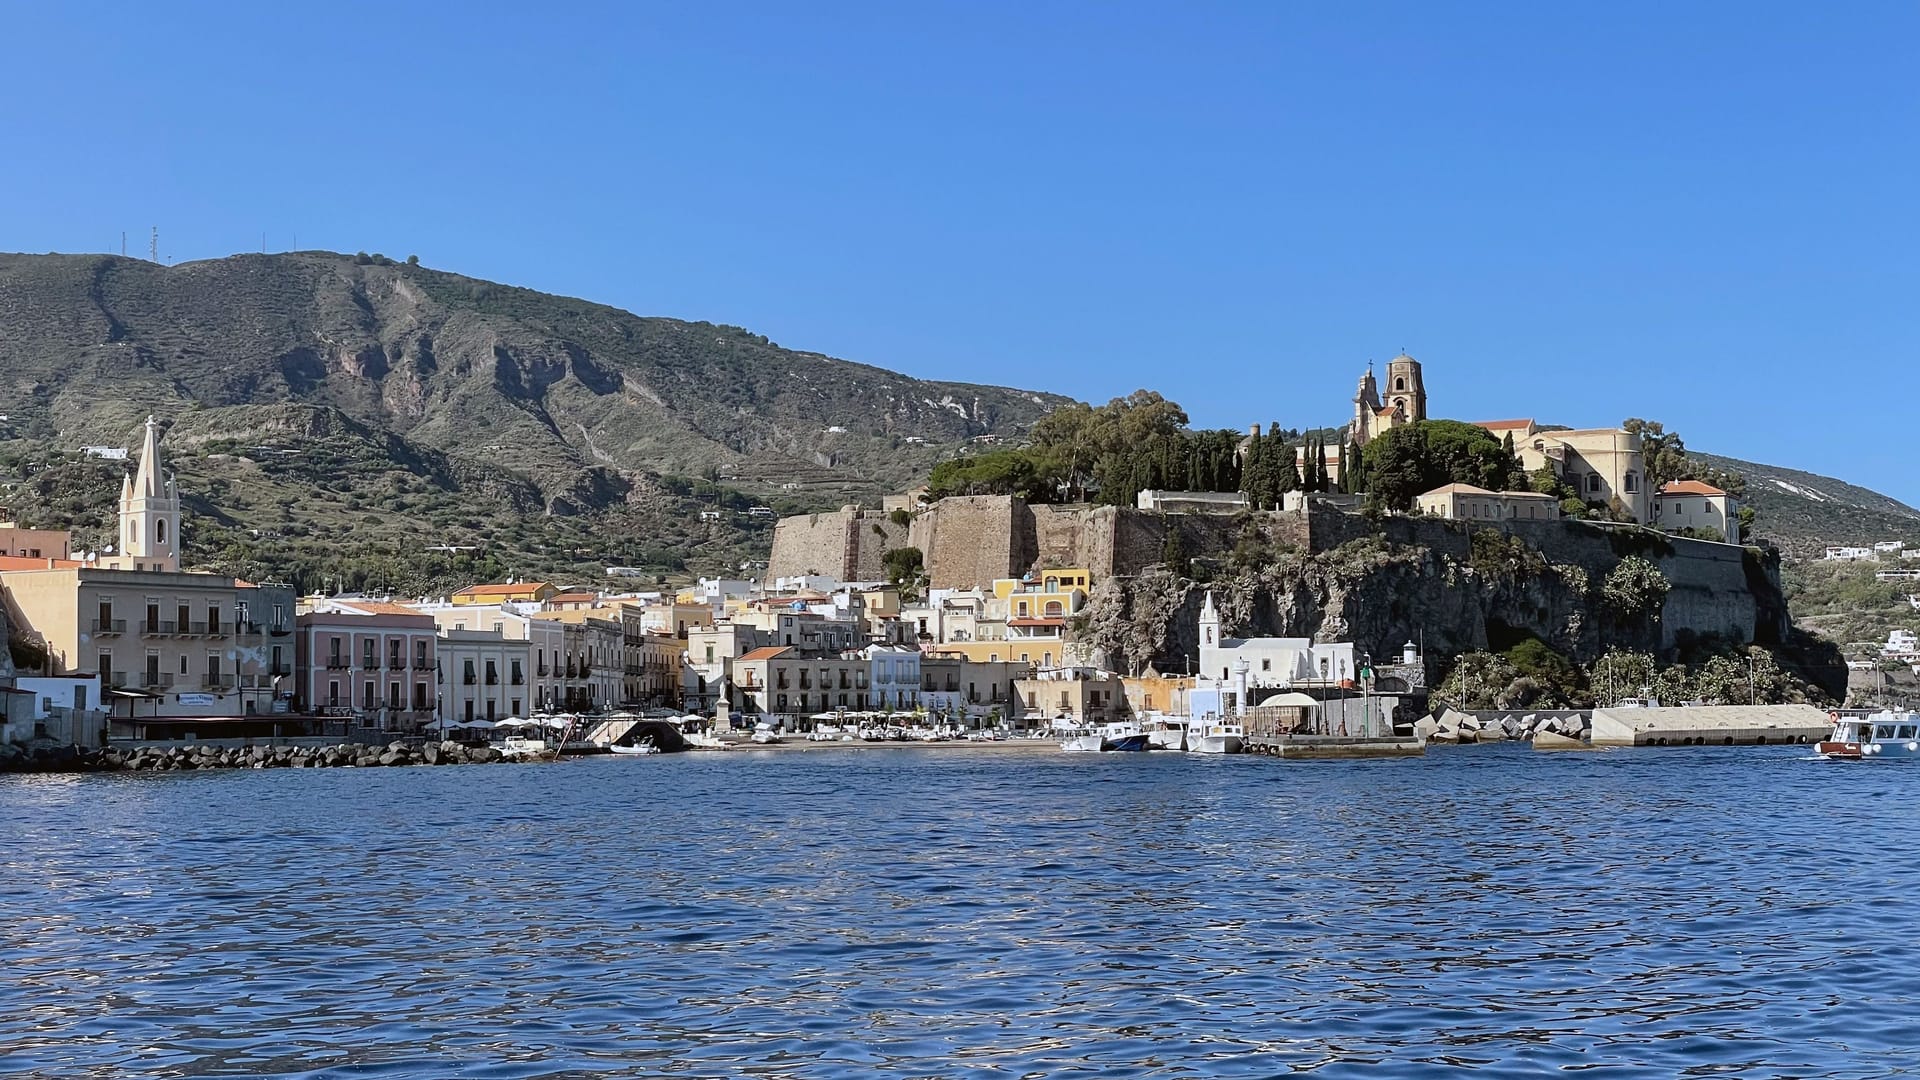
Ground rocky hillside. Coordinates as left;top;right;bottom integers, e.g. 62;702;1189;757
1693;452;1920;558
0;251;1068;590
0;251;1066;506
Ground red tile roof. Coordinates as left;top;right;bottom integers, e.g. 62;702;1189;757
1659;480;1728;497
1473;419;1537;431
739;646;793;662
454;582;553;596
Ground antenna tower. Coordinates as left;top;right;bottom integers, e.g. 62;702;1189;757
149;227;158;263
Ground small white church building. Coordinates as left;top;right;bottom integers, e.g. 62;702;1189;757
1197;591;1359;689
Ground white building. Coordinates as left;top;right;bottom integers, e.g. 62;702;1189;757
1414;483;1559;522
1652;480;1742;544
866;644;922;712
414;602;567;713
436;629;534;724
1196;592;1357;689
1824;546;1875;561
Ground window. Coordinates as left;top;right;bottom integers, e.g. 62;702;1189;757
1623;472;1638;494
271;645;284;675
155;518;169;547
328;680;340;707
388;683;402;709
389;640;401;668
363;680;376;708
415;640;427;667
463;660;476;685
362;639;375;668
416;683;430;710
1262;658;1271;672
1588;473;1603;494
272;603;285;631
1394;376;1406;391
98;651;113;684
207;604;221;634
329;636;342;664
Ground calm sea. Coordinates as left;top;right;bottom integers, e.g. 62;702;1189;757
1;745;1913;1079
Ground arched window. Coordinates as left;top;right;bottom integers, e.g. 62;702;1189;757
1044;600;1064;616
155;518;169;547
1394;377;1406;391
1588;473;1603;493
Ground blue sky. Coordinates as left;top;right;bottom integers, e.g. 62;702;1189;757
3;4;1915;501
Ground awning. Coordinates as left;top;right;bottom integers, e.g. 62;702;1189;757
108;688;163;700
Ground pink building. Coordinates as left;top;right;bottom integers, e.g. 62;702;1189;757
293;600;439;732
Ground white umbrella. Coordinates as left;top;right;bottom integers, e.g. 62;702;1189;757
538;716;571;730
457;717;499;730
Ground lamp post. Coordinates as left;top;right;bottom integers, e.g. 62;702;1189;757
1360;652;1373;738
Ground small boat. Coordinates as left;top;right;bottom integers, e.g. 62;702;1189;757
1818;710;1920;760
750;729;783;745
1187;719;1245;755
683;731;730;751
608;737;659;756
498;734;559;761
1097;720;1150;752
1060;730;1104;752
1144;714;1189;751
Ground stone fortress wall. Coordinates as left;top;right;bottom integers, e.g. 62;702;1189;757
768;495;1776;651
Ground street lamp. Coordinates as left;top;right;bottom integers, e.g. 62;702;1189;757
1360;652;1373;738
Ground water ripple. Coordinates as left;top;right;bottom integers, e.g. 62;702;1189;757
0;746;1911;1077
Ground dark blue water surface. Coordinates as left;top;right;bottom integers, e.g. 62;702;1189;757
2;744;1915;1078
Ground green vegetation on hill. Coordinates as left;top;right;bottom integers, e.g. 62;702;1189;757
0;250;1070;590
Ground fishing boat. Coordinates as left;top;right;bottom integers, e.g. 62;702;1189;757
1187;718;1245;755
1097;720;1150;752
1817;710;1920;760
1144;714;1188;751
1060;729;1104;752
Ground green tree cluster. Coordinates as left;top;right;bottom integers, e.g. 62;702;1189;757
1359;420;1526;511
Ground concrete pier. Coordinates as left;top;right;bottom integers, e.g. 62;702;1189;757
1242;734;1425;759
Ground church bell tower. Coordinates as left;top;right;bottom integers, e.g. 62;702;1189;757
120;416;180;572
1384;353;1427;422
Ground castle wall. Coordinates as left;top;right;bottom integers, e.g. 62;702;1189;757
911;496;1033;590
767;508;907;582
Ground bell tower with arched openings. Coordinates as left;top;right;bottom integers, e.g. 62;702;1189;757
119;416;181;573
1384;352;1427;424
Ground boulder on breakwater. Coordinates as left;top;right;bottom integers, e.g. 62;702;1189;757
1414;710;1592;746
0;740;518;774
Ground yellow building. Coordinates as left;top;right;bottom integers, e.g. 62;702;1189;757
451;581;558;606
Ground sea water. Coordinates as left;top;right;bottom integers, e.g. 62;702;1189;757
1;745;1912;1078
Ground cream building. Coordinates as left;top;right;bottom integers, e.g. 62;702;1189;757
415;602;567;713
1479;420;1648;523
293;598;440;730
0;419;301;734
1415;483;1560;522
1653;480;1741;543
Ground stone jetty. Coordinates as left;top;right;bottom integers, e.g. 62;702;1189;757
0;741;530;774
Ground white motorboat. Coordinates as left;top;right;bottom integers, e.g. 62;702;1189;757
1060;730;1104;752
750;730;783;745
1187;719;1245;755
683;731;730;751
1144;714;1189;751
607;741;659;756
498;734;558;760
1818;710;1920;760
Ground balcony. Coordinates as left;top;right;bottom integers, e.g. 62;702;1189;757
142;620;176;635
389;660;407;671
510;674;525;686
413;660;435;671
206;623;229;639
462;674;477;685
537;665;550;677
204;676;235;691
269;663;293;677
185;621;210;636
325;657;351;670
91;618;127;635
269;623;291;637
142;673;175;690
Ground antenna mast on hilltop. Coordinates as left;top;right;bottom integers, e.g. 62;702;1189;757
121;231;126;257
149;227;158;263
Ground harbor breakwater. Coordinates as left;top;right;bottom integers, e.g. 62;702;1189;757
0;740;531;774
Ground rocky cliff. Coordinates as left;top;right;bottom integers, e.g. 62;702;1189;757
1080;517;1844;700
